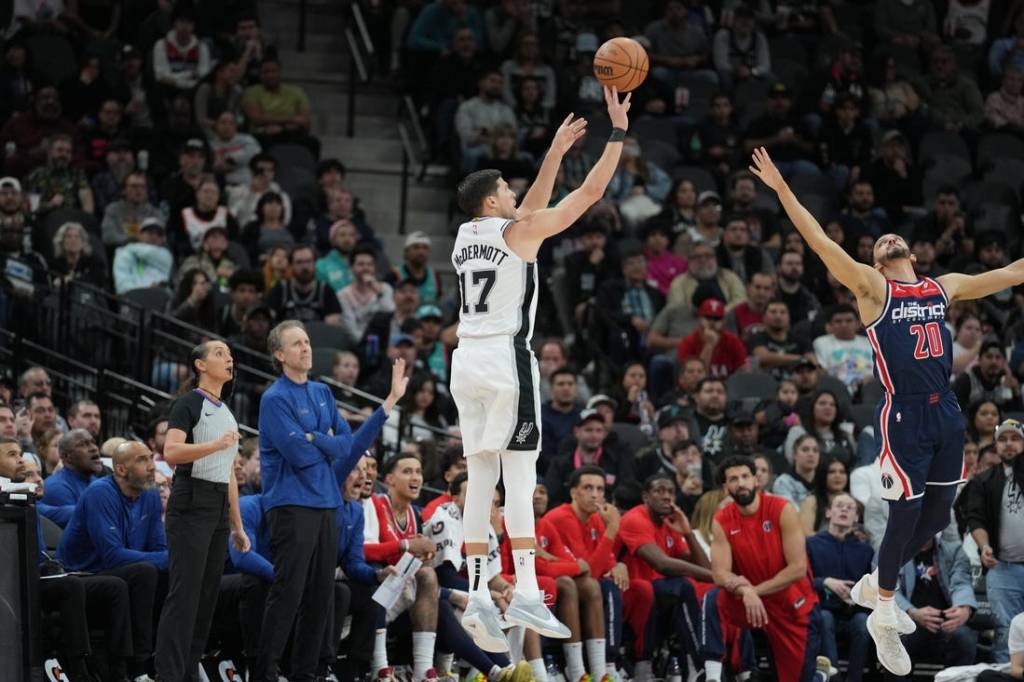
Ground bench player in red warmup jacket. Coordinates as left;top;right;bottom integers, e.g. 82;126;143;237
703;456;821;682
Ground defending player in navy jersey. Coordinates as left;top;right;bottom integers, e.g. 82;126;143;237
750;147;1024;676
450;87;631;651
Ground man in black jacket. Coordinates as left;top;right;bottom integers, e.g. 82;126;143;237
544;409;635;506
593;246;665;364
967;418;1024;663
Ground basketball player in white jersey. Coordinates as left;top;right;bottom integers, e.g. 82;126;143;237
451;86;631;651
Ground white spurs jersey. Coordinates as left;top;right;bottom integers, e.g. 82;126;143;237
452;216;537;340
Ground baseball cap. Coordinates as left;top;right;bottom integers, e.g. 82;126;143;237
730;409;756;426
698;190;722;206
576;33;599;54
793;357;817;371
586;394;618;411
245;304;274;321
881;130;907;145
0;177;21;192
391;333;416;347
995;418;1024;440
139;217;165;233
576;408;605;427
404;231;431;249
769;82;790;98
697;298;726;319
657;409;687;430
416;304;442;321
183;138;206;154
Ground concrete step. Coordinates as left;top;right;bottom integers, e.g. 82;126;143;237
347;175;451;214
380;232;455;271
302;85;398;117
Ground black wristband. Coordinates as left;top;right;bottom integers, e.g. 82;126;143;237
609;127;627;143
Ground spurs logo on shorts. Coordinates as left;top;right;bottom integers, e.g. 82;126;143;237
514;421;535;445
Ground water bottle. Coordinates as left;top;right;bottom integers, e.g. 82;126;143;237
366;334;379;363
137;149;149;171
637;390;654;438
545;655;562;682
4;141;15;158
667;657;682;682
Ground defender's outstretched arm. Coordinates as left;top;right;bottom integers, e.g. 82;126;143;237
939;261;1024;303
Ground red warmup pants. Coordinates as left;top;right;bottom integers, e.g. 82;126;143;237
622;578;654;658
707;589;819;682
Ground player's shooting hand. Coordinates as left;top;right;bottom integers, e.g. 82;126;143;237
551;113;588;156
749;147;786;193
741;587;768;627
941;606;971;632
604;86;632;130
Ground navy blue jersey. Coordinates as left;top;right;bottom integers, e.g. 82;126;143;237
865;277;952;395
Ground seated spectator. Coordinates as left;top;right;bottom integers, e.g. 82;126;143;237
564;218;619;327
476;123;535;195
912;185;972;264
515;76;553;160
241;56;319;157
170;175;238;256
57;441;167;675
24;133;94;215
813;304;873;394
694;93;744;182
805;42;868;129
92;139;152;218
40;429;101;527
314;158;348;211
655;179;698;244
0;216;50;331
230;154;291;223
643;222;686;296
152;3;211;96
594;246;665;364
241;192;294;263
266;244;342;325
112;217;173;294
618;472;712;678
967;418;1024;663
675;191;724;259
805;493;874;682
540;367;582;474
262;244;291;291
0;41;32;123
421;444;465;513
217;269;264;338
0;85;76;177
874;0;940;50
711;5;771;91
65;399;101;440
209;110;262;187
606;137;671;225
416;304;448;384
744;83;819;178
608;361;657;427
895;536;979;672
455;69;518;172
785;388;857;465
645;0;717;87
179;225;242;292
116;44;155;130
839;180;891;241
501;31;556;110
230;12;274;87
229;304;274;356
985;66;1024;132
405;0;485;56
356;282;416;382
316;220;359;294
389;231;443;306
798;457;851;535
49;221;107;289
773;433;821;506
634;410;692;482
310;187;374;253
922;45;985;133
726;172;779;248
195;61;245;136
160;138;209;215
954;341;1022;414
716;215;774;284
819;94;873;192
340;246;394;341
537;338;593;405
952;313;983;376
667;242;746;312
544;409;634;506
168;267;218;331
678;298;749;379
75;98;127;174
748;299;815;380
691;377;730;460
867;52;927;135
989;14;1024;79
850;451;887;551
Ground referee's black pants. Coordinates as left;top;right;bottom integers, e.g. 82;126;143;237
155;477;230;682
253;505;338;682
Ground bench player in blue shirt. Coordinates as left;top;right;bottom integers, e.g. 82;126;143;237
751;147;1024;677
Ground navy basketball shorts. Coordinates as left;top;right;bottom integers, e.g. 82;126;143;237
873;389;967;501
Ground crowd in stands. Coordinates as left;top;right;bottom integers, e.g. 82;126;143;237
2;0;1024;681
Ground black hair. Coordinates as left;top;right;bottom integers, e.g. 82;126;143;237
695;377;726;394
383;451;422;475
449;470;469;495
171;267;218;329
642;221;672;240
980;340;1005;357
569;464;607;490
936;184;959;198
289;243;316;263
671;439;698;456
249;152;275;172
316;158;347;178
178;340;234;399
827;303;858;321
715;455;757;486
228;268;265;293
613;480;643;511
549;366;577;384
256;191;285;222
456;169;502;215
642;472;675;492
440;443;464;474
349;244;378;266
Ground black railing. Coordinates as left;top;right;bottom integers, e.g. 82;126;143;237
396;95;432;235
344;1;374;138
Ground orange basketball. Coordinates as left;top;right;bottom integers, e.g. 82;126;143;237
593;37;649;92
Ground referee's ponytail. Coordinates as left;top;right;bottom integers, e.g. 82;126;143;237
177;341;235;400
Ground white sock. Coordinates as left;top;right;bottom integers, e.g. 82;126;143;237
868;569;878;590
737;672;752;682
607;663;617;676
512;549;540;599
529;659;548;682
634;661;653;682
585;639;606;679
412;631;436;680
435;653;454;675
373;628;389;673
564;642;586;682
507;626;525;664
486;665;504;681
468;555;489;596
704;661;723;681
876;595;897;626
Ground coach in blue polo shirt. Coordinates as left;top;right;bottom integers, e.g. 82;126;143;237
58;440;167;679
40;429;103;527
252;320;407;682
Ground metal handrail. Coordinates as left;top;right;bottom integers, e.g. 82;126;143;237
344;2;375;138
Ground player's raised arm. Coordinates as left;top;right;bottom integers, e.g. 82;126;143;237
505;87;630;254
515;113;588;219
938;259;1024;303
749;147;882;300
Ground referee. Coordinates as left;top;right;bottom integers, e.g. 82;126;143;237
155;340;251;681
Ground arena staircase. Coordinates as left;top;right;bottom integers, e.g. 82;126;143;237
260;0;456;277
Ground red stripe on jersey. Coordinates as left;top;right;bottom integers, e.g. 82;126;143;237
879;393;912;498
867;327;895;393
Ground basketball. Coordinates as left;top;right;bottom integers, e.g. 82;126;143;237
593;37;649;92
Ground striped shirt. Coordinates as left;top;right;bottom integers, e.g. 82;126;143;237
167;389;238;483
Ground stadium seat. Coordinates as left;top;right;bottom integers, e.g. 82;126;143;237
642;139;681;171
304;320;355;351
768;37;808;65
40;516;62;552
733;79;771;115
311;347;337;380
631;117;679;149
773;59;808;94
976;133;1024;170
919;132;971;167
962;181;1019;213
789;173;836;198
816;374;852;408
921;160;972;203
547;268;573;339
26;33;78;85
726;372;778;402
275;166;317;198
671;166;717;194
800;193;835;220
610;422;651;453
860;379;884;407
849;403;876;431
983;159;1024;196
121;287;171;313
269;143;318;174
